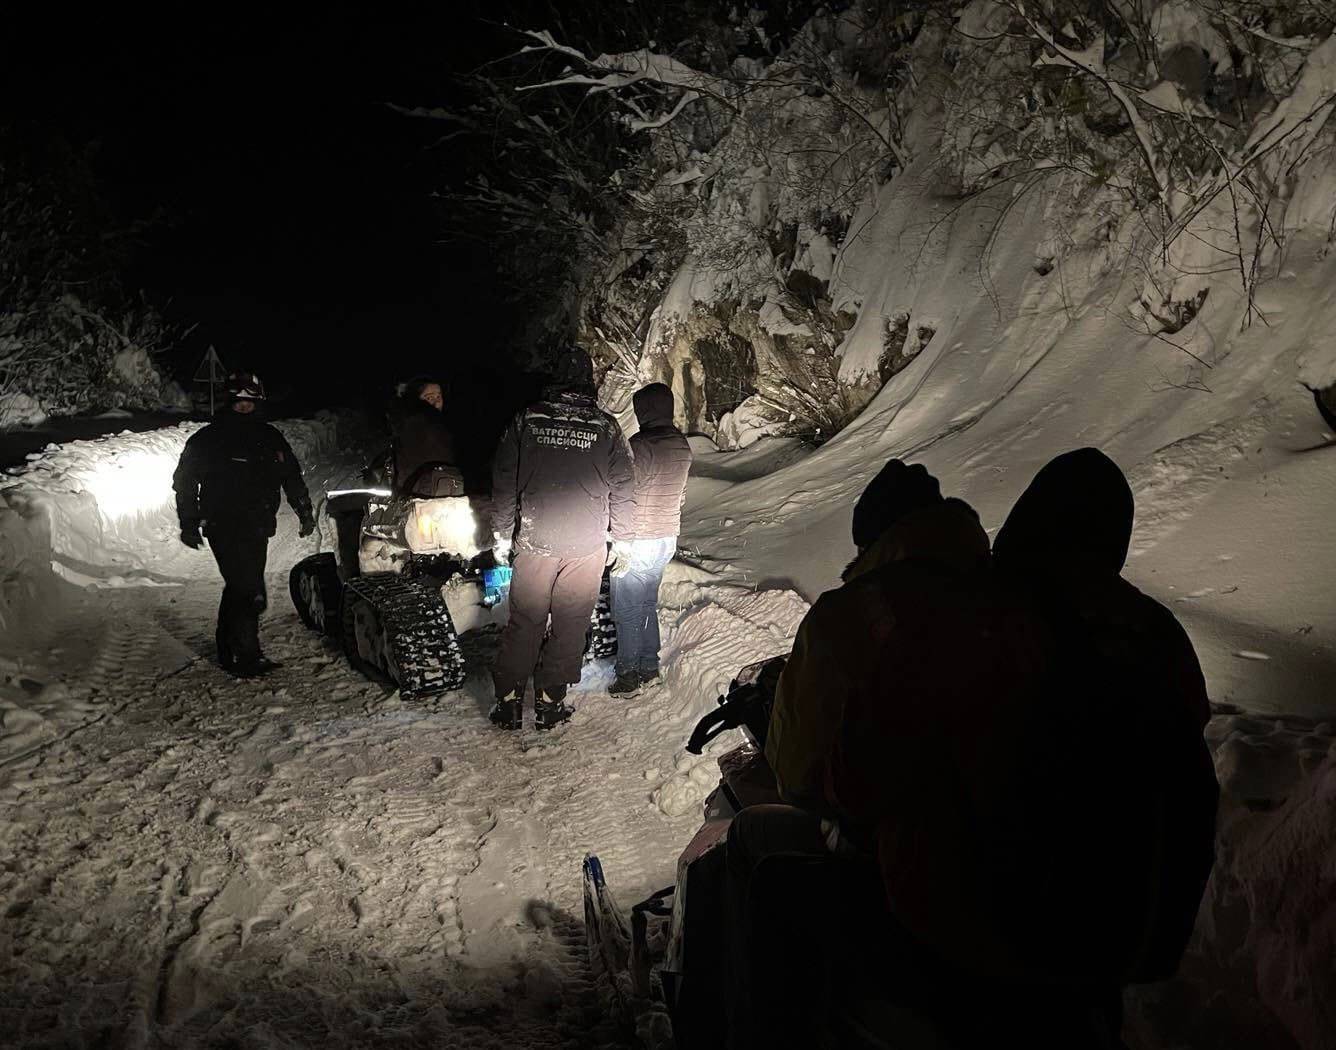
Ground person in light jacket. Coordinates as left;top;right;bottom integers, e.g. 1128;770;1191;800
608;383;693;695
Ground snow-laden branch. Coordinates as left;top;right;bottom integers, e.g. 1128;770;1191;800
627;89;700;132
1166;30;1336;244
517;29;737;115
1016;6;1175;218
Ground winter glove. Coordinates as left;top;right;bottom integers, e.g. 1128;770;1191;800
298;513;317;538
606;540;635;578
180;523;204;550
491;533;513;563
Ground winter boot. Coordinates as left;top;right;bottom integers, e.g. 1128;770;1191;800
534;687;574;730
608;671;641;696
489;691;523;731
232;659;282;679
639;668;661;685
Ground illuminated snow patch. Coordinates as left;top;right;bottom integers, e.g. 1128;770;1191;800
75;449;178;522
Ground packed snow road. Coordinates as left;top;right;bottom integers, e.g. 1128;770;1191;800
1;557;803;1050
0;418;803;1049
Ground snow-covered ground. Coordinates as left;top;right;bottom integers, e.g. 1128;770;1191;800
0;418;803;1049
1;366;1334;1048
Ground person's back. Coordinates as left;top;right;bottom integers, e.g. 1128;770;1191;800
608;383;692;694
488;349;635;730
816;504;1051;979
491;385;634;559
628;383;692;540
767;495;999;809
985;448;1218;988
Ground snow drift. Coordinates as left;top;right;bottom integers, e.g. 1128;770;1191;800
0;414;346;635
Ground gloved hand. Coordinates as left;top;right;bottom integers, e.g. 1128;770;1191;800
298;514;317;538
606;540;635;578
180;523;204;550
492;533;513;563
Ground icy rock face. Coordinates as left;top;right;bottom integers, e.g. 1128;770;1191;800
1127;712;1336;1050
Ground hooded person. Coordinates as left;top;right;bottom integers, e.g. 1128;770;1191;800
387;376;459;496
488;347;636;730
980;448;1218;992
819;449;1216;1048
607;383;693;695
173;371;315;677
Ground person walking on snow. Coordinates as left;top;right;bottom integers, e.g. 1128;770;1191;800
488;349;636;730
173;372;315;678
608;383;692;696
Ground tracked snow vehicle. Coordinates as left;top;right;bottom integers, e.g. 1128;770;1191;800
289;461;617;699
583;659;991;1050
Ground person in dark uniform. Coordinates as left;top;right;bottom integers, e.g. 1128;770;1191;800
173;372;315;677
488;348;636;730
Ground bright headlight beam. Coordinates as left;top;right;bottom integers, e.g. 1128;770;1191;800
77;449;179;522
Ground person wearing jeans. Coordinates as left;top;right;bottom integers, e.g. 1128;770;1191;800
608;383;692;694
610;535;676;685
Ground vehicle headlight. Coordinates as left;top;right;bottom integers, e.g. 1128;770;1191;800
404;497;481;558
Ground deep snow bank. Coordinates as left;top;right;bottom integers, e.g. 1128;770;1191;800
0;414;349;635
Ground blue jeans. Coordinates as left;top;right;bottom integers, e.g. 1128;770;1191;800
610;536;676;677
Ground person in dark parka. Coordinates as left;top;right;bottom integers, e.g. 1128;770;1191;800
824;449;1217;1046
173;372;315;677
388;376;459;495
982;448;1218;992
608;383;693;695
489;348;636;730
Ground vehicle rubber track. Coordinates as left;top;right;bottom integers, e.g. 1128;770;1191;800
342;574;466;699
587;578;618;660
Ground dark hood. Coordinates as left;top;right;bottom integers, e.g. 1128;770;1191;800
993;448;1133;575
633;383;675;429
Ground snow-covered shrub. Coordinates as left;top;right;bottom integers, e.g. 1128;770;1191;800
1;142;183;423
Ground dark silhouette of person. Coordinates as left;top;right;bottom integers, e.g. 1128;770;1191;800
388;376;459;495
173;372;314;676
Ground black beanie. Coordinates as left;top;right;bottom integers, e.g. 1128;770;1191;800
851;460;943;550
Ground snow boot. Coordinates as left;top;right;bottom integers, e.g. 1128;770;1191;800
609;671;641;696
639;668;661;685
490;691;523;731
534;687;574;731
229;657;282;679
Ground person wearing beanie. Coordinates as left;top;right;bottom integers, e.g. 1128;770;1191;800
766;459;988;804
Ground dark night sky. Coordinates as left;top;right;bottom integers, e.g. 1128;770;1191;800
3;9;523;416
